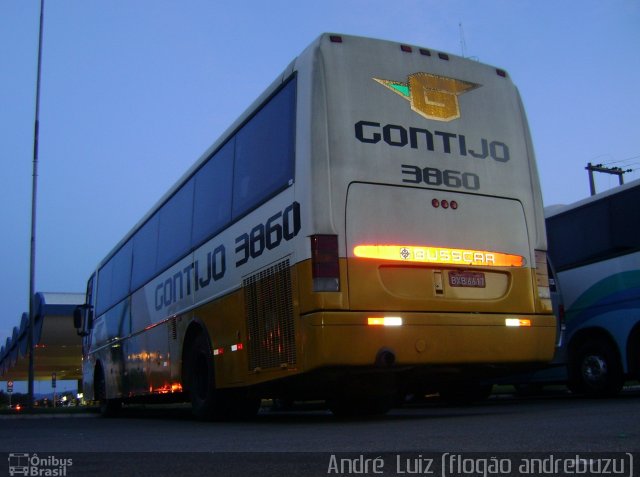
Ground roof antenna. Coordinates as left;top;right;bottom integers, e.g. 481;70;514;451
459;22;467;58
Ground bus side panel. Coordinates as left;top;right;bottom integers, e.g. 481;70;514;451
197;289;250;387
559;260;640;373
122;331;147;396
88;299;131;400
194;258;306;389
145;323;173;393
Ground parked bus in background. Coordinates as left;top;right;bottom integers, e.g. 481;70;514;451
542;180;640;396
74;33;556;418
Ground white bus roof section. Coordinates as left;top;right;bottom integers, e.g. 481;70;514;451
545;178;640;219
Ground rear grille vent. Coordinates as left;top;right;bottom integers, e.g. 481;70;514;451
244;259;296;371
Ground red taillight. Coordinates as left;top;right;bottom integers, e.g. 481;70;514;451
311;235;340;291
432;198;459;210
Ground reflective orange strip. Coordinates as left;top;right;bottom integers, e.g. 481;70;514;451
353;245;524;267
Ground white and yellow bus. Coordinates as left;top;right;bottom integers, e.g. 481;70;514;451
74;33;556;418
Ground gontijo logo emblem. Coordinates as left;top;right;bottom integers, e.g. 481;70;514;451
374;73;479;122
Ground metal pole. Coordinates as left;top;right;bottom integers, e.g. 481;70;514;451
587;162;596;196
28;0;45;410
52;372;56;408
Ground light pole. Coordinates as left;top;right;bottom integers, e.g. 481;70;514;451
28;0;45;410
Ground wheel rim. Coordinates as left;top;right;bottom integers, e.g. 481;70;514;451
581;354;608;386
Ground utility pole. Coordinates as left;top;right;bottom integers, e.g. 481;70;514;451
28;0;45;410
585;162;631;196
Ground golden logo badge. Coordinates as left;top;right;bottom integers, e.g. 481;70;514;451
374;73;479;122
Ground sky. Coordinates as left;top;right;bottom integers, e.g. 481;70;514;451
1;0;639;379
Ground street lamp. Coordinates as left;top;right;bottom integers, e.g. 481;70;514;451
28;0;45;410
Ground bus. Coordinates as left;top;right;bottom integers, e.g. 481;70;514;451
74;33;556;418
541;180;640;396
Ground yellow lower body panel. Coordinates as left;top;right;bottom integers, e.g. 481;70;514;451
300;311;556;371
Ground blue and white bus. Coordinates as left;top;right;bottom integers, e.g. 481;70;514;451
544;180;640;396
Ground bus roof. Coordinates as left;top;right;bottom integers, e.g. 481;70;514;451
93;33;521;269
544;178;640;219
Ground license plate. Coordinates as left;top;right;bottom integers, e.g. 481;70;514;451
448;271;486;288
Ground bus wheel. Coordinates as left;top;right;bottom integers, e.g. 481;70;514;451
187;333;218;420
94;365;121;417
568;338;623;397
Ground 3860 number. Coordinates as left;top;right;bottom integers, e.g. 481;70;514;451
401;164;480;191
235;202;301;267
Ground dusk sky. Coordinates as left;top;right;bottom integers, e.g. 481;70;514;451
1;1;639;389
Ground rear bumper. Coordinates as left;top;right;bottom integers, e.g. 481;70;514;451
300;311;557;371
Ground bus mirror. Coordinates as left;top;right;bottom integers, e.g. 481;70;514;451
73;305;92;337
73;307;83;329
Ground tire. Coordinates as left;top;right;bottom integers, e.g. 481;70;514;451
630;331;640;381
94;365;121;417
187;333;218;420
186;333;261;420
568;338;624;397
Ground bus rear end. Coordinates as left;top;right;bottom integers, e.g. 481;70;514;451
294;34;556;401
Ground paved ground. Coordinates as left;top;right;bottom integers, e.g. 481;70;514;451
1;389;638;476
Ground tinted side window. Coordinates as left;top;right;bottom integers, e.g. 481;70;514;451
99;76;298;301
157;179;195;271
232;79;296;219
547;202;609;271
86;273;95;307
192;140;234;246
610;186;640;251
547;185;640;271
96;240;132;315
96;262;113;316
131;214;159;290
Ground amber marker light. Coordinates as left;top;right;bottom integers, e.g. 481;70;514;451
368;317;403;326
353;245;524;267
505;318;532;327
